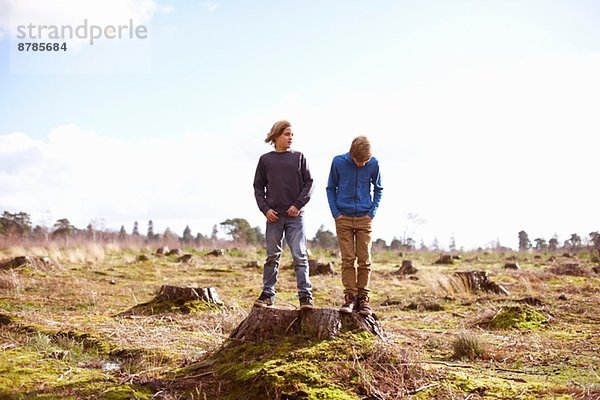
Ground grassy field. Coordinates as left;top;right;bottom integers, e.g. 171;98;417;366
0;245;599;399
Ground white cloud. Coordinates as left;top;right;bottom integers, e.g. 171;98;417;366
1;53;598;248
200;1;219;13
0;124;257;237
159;5;175;15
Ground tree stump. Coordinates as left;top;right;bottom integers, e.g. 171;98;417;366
0;256;61;271
451;271;509;295
156;246;169;256
395;260;418;275
504;262;520;270
229;307;385;342
156;285;223;305
243;261;260;268
434;255;454;265
207;249;224;257
518;297;544;307
117;285;224;316
177;254;193;263
166;248;182;256
308;260;335;276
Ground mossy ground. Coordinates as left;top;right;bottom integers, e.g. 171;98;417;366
487;304;549;330
1;247;599;398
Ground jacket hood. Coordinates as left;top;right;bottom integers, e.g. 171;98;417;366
341;152;373;166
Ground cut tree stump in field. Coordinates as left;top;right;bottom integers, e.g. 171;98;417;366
156;246;169;255
518;297;544;307
434;255;454;265
0;256;61;271
206;249;224;257
229;307;385;342
243;261;260;268
451;271;509;295
504;262;520;270
395;260;418;275
308;260;335;276
177;254;193;263
156;285;223;305
118;285;224;316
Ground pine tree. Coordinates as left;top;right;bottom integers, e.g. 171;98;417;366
119;225;127;240
147;220;155;241
449;234;457;252
182;225;193;243
518;230;531;251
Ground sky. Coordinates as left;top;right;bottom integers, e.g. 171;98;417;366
0;0;599;250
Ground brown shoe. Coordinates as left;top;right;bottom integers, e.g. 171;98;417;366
339;294;355;314
357;295;372;316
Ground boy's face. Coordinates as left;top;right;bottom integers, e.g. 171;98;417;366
274;127;293;151
352;157;371;167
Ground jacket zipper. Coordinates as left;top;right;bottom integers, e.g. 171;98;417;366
354;164;358;215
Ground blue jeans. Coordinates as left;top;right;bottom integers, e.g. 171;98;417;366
262;212;312;300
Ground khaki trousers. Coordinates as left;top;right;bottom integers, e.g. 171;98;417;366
335;215;373;297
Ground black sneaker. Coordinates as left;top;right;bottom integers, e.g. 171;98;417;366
254;292;274;308
299;297;314;310
357;295;372;316
339;294;355;314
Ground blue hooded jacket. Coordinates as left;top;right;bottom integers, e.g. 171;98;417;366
326;153;383;219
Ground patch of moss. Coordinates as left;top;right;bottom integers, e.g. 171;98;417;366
415;371;571;400
489;305;549;331
53;331;112;354
122;298;220;316
1;316;113;358
99;385;153;400
0;347;153;399
201;332;376;399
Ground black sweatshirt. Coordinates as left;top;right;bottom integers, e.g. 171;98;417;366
253;150;314;215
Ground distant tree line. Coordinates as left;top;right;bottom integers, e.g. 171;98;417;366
2;210;599;255
0;210;266;248
518;230;600;256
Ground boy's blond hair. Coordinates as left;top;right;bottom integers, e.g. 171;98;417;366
349;136;372;162
265;120;291;145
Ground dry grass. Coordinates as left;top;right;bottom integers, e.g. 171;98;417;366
351;341;438;398
1;245;599;399
0;243;109;265
451;333;487;360
0;270;21;292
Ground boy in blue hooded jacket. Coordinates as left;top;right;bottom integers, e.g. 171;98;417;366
326;136;383;315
